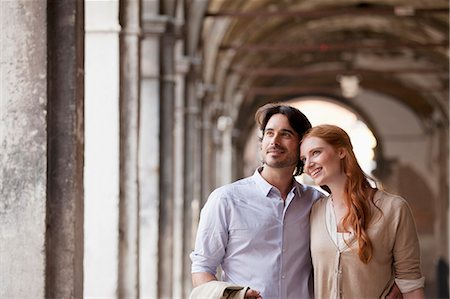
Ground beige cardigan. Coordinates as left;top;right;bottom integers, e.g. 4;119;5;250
310;190;423;299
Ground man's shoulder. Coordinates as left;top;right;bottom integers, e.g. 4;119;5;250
209;176;256;200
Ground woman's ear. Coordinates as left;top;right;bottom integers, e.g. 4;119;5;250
338;148;346;159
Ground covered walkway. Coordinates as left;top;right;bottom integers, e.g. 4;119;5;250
1;0;448;298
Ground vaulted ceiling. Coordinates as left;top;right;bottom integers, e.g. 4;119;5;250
197;0;449;143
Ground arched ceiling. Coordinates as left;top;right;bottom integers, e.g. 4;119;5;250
197;0;449;144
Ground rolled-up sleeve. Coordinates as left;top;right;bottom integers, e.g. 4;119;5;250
190;189;229;275
392;198;424;292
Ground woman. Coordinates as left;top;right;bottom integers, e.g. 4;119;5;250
300;124;425;299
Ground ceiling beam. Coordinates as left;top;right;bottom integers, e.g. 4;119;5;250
220;41;449;53
250;86;336;95
232;66;449;76
205;7;448;18
247;85;445;97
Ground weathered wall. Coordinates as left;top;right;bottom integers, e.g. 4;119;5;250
0;2;48;297
0;1;85;298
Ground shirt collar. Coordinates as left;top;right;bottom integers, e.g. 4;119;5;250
252;167;301;198
252;167;274;197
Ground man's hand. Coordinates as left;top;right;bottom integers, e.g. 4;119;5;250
245;288;262;299
386;283;403;299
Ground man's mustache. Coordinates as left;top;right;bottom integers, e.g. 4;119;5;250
267;145;286;151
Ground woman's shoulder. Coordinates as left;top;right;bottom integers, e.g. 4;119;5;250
311;195;329;212
373;189;413;215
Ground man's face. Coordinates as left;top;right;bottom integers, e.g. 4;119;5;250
261;114;300;171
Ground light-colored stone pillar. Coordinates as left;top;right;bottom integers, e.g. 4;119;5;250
141;4;177;298
173;53;189;299
217;115;234;186
1;1;84;298
139;10;165;299
0;2;48;297
84;1;120;297
201;104;216;203
118;0;141;297
182;74;203;298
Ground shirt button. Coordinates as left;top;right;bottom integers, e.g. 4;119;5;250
282;274;286;279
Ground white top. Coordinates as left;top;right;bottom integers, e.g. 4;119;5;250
190;168;324;299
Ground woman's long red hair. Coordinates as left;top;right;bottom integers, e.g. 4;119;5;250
303;124;378;264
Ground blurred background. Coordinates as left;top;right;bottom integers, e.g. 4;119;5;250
1;0;448;298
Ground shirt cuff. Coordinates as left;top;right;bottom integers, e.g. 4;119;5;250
395;277;425;293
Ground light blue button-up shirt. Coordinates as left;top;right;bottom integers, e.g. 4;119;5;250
190;168;324;299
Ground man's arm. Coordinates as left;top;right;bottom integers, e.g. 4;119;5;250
385;283;402;299
192;272;262;299
403;288;424;299
192;272;217;288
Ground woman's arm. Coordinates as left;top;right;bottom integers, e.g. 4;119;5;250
391;197;425;299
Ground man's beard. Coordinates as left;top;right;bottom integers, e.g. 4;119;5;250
262;146;299;169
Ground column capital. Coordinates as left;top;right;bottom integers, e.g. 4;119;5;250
142;15;175;35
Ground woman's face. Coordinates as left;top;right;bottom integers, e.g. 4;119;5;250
300;136;345;186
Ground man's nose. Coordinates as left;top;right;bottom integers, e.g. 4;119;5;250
270;133;281;144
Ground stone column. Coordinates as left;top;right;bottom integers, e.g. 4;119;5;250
141;3;177;297
141;2;184;297
438;126;449;260
0;1;84;298
118;0;141;297
84;1;120;297
0;2;48;297
436;125;449;297
46;2;85;297
217;115;234;185
139;11;166;299
183;75;204;297
201;102;219;201
158;22;176;299
173;53;189;299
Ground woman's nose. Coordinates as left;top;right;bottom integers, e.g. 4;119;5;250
303;159;312;173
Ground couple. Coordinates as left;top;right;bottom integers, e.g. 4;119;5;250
190;103;424;299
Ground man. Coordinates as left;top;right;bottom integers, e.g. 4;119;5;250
190;103;323;298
